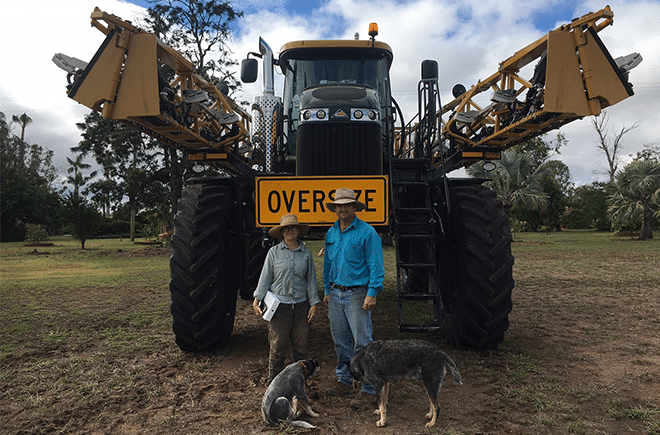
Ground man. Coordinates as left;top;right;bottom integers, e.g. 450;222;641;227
323;188;385;408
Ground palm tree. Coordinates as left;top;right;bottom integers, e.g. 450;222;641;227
65;155;97;196
12;113;32;142
11;113;32;167
467;148;549;215
608;160;660;240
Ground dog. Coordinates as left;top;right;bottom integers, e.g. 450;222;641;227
261;359;319;428
349;339;462;428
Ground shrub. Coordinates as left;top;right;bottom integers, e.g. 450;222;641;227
24;228;50;244
97;218;130;238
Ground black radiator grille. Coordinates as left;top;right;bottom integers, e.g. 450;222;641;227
296;123;382;176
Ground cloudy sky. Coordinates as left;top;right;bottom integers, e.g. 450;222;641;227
2;0;658;186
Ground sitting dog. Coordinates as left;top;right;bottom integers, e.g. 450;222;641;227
261;359;319;428
349;339;462;428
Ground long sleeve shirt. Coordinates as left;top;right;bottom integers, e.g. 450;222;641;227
323;216;385;298
253;240;321;306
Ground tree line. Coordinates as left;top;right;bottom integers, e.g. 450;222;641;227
466;125;660;240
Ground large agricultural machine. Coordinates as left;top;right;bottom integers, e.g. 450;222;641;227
54;7;640;351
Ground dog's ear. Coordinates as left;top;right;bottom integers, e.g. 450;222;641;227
301;359;319;377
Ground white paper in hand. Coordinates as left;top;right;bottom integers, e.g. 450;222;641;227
261;291;281;321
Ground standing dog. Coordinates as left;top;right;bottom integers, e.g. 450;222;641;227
349;339;462;428
261;359;319;428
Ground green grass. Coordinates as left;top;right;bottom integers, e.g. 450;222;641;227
0;237;171;361
0;236;169;290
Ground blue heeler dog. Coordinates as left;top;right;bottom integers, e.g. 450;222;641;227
261;359;319;428
349;339;462;428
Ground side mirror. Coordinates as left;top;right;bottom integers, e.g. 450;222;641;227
421;60;438;80
452;84;467;98
241;58;258;83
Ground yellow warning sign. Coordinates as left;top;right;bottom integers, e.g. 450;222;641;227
256;176;388;227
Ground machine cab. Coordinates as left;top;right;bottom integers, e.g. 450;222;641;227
278;39;393;176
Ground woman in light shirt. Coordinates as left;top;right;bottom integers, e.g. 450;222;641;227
253;214;320;384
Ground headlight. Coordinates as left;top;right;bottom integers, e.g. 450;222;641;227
351;108;379;122
300;109;329;122
351;109;380;122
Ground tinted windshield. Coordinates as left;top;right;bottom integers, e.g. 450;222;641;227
284;58;386;94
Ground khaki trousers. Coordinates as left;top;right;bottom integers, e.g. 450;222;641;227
268;300;310;383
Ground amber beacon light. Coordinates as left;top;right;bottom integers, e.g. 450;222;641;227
369;23;378;38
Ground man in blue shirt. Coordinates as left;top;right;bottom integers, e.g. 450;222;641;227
323;188;385;408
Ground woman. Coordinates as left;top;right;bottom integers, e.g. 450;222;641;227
252;214;321;384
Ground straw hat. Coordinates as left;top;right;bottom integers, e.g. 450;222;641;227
268;214;310;239
326;188;366;212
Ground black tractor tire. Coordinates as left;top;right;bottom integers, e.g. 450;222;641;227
169;180;236;352
238;230;272;300
437;184;514;351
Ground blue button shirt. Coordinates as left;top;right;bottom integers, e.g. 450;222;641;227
323;217;385;298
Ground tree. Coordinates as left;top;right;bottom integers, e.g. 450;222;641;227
74;112;168;240
64;155;97;196
516;132;567;168
1;112;60;241
143;0;243;89
467;148;548;215
563;182;613;231
632;143;660;163
608;160;660;240
511;160;571;231
58;193;101;249
11;113;32;166
467;133;577;232
592;110;639;183
84;177;121;217
12;113;32;142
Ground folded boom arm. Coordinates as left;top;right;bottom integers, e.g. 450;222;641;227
397;6;640;171
54;8;254;175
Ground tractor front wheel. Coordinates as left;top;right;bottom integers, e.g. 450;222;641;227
169;179;236;352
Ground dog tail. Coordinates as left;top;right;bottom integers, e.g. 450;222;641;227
289;420;317;429
446;357;463;385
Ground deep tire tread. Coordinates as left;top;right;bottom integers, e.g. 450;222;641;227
438;184;515;351
169;181;236;352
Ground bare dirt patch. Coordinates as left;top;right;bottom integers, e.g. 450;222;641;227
117;246;172;258
1;239;659;435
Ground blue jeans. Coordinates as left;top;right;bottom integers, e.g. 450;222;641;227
328;286;375;395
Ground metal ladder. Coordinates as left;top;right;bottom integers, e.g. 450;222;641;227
390;157;441;332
